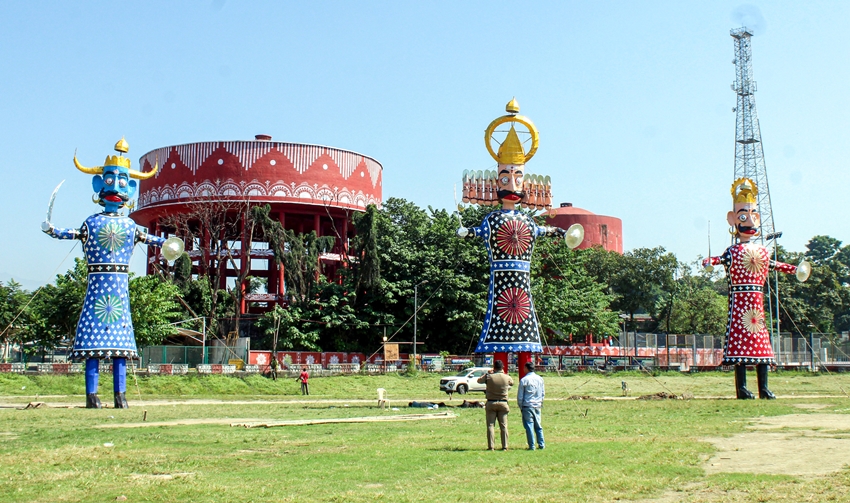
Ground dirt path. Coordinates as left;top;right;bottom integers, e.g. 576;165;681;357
703;404;850;476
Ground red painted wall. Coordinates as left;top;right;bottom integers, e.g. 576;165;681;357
545;203;623;253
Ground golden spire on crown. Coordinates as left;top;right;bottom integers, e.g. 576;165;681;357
497;126;526;165
731;177;758;204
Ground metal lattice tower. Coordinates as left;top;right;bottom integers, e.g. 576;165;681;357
731;27;774;246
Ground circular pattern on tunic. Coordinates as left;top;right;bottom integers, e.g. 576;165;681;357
495;219;532;256
94;294;124;324
97;221;128;253
495;287;531;324
742;308;765;334
742;245;766;275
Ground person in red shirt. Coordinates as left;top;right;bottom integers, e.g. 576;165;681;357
298;366;309;395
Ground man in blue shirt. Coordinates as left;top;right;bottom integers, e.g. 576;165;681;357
517;361;545;450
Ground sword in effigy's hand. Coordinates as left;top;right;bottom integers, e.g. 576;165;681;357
41;180;65;232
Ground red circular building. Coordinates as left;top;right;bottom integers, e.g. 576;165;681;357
131;135;383;313
545;203;623;253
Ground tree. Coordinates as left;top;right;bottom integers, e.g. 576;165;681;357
532;240;620;341
351;204;381;296
774;236;850;334
22;258;88;356
128;274;182;348
610;247;678;329
0;280;30;360
256;304;322;351
157;193;255;338
656;262;728;336
366;199;490;355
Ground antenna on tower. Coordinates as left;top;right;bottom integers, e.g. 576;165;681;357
730;27;775;248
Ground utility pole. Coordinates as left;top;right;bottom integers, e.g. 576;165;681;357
413;280;428;369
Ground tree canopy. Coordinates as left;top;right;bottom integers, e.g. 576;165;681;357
6;200;845;360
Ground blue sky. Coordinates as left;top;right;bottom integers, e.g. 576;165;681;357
1;1;848;289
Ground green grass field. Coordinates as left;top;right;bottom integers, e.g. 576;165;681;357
1;370;849;502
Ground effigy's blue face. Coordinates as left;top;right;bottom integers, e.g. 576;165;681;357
92;165;137;212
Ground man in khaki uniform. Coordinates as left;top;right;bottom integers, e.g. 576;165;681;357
477;359;514;450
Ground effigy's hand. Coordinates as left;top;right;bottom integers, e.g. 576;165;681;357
41;221;54;234
796;260;812;282
456;227;469;238
161;236;185;262
563;223;584;249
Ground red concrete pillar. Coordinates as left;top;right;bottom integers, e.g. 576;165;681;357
314;214;321;235
517;352;532;379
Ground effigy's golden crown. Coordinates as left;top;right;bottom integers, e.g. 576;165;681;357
731;177;758;204
484;98;539;165
104;155;131;169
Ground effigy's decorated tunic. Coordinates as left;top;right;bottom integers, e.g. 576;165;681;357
706;243;797;365
48;213;164;358
469;210;559;353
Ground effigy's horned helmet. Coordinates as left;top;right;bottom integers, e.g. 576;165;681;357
461;98;552;210
73;137;158;180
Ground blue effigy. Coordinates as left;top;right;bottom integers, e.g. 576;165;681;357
42;138;183;408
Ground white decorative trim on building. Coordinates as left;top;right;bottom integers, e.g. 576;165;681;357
140;141;382;185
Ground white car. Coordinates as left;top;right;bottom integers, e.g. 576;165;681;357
439;367;492;395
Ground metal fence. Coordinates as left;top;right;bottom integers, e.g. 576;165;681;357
140;345;248;367
617;332;850;369
775;333;850;368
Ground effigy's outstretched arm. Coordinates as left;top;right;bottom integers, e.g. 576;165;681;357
702;256;722;268
136;229;166;248
538;222;585;249
769;260;797;275
771;258;812;282
41;222;83;241
456;224;484;239
538;225;565;238
702;248;732;269
137;230;185;261
702;248;732;273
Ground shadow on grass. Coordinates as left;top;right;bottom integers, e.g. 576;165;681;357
430;446;475;452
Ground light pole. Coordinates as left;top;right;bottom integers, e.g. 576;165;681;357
414;280;428;369
766;231;783;364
